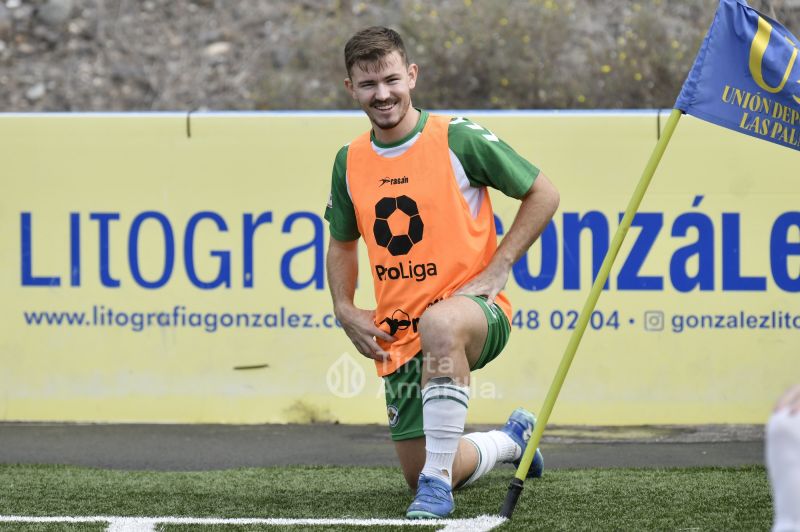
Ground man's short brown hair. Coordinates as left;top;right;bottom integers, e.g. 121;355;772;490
344;26;408;77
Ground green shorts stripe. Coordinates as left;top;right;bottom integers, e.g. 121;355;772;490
383;295;511;441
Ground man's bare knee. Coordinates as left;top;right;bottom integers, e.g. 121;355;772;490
419;306;458;337
419;307;462;354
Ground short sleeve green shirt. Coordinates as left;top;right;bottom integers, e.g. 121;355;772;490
324;110;540;241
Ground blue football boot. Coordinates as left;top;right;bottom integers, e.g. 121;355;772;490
406;474;454;519
500;407;545;478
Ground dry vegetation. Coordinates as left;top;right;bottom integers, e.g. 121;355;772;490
0;0;797;111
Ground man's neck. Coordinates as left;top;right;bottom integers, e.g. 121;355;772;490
372;106;421;145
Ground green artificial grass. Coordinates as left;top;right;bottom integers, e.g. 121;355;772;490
0;464;771;531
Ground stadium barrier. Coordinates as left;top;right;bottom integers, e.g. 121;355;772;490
1;110;798;424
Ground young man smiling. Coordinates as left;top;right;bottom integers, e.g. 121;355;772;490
324;26;560;519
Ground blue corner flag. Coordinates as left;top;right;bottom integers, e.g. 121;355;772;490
501;2;797;516
675;0;800;151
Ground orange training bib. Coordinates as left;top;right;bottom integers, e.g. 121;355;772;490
347;114;512;376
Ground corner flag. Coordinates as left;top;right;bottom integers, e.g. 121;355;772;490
675;0;800;151
502;0;798;519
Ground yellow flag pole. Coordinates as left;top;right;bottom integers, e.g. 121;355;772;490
500;108;684;518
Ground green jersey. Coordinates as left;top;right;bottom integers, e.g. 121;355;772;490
324;109;540;241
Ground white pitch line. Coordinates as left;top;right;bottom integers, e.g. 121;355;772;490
107;518;155;532
0;515;507;531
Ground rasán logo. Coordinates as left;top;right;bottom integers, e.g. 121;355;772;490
378;176;410;187
373;195;424;256
380;309;420;335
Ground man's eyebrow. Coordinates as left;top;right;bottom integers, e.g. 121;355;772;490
354;69;402;86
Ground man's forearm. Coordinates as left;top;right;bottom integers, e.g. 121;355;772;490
326;237;359;314
493;173;560;269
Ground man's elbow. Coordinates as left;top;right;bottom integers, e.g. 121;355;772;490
544;184;560;218
526;174;560;218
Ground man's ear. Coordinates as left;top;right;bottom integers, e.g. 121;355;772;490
344;77;356;99
407;63;419;90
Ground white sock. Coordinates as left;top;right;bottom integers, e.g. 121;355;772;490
460;430;520;487
420;377;470;486
767;410;800;531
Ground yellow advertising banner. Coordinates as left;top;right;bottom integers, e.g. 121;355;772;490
1;111;797;425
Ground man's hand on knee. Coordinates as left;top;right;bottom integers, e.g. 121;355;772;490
335;304;396;361
454;263;510;306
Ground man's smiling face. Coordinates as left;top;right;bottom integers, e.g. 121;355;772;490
346;50;418;135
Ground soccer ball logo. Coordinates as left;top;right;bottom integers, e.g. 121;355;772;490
373;195;424;256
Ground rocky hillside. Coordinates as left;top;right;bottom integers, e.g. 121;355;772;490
0;0;797;111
